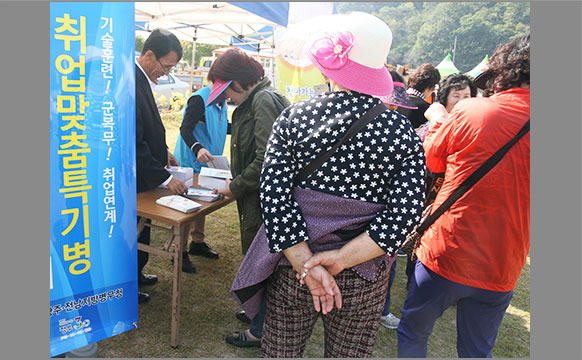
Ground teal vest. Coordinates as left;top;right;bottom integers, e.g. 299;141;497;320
173;86;228;173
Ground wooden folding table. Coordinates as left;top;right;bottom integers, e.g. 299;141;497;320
136;174;234;347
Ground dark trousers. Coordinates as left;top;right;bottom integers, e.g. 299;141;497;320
137;217;151;276
249;296;266;339
397;260;513;358
382;258;397;315
405;254;415;289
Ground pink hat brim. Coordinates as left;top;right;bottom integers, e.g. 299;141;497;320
207;80;232;106
308;52;393;97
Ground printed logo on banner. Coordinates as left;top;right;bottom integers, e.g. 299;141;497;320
276;54;326;102
49;2;137;357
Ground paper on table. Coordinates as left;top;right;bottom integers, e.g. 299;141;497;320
208;155;230;170
198;164;233;190
156;195;202;213
158;166;193;188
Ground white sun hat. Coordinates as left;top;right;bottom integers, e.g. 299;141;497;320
306;12;393;96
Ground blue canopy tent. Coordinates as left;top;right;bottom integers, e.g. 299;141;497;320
230;25;273;53
230;2;291;26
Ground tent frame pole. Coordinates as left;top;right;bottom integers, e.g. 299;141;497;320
189;27;198;93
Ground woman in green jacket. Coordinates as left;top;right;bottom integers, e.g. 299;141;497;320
209;49;290;348
208;48;290;255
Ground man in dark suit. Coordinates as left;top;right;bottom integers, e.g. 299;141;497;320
135;29;195;304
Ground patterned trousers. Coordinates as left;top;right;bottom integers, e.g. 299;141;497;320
261;265;389;358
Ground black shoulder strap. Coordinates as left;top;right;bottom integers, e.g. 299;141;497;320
293;102;389;185
418;119;530;234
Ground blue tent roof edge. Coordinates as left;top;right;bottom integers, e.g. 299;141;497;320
229;2;290;27
229;2;337;27
229;24;273;52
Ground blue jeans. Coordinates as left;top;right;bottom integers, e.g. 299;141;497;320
382;258;397;315
249;296;266;339
397;260;513;358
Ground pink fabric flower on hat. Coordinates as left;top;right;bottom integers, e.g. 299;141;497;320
310;31;354;70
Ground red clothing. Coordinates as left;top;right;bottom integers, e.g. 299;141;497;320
417;88;530;292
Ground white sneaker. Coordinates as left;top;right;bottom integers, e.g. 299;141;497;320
380;313;400;329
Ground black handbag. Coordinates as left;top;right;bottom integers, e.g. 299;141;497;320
401;119;530;261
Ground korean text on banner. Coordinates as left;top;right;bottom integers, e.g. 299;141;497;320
49;2;137;357
276;54;327;102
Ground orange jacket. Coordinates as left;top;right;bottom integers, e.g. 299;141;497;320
417;88;530;292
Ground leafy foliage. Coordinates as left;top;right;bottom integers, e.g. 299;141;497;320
335;2;530;72
135;35;145;55
169;92;189;112
152;91;190;113
152;91;167;109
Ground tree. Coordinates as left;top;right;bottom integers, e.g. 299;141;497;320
378;3;418;66
135;35;145;54
411;3;486;71
335;2;529;70
455;6;503;71
335;2;396;14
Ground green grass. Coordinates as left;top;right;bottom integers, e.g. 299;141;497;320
98;111;530;357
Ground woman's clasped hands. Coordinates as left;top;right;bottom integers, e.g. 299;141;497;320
297;249;346;314
300;264;342;314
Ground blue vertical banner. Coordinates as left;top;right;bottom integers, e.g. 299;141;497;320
50;2;137;357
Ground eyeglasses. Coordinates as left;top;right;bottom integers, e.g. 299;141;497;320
155;57;174;74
